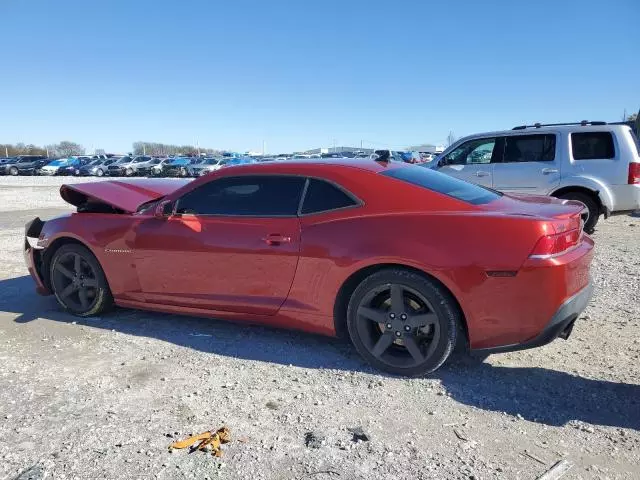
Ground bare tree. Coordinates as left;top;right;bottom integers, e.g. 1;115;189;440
52;141;85;157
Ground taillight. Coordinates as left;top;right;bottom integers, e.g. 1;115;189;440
629;162;640;185
529;217;582;259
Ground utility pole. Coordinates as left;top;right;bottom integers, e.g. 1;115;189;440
623;109;627;121
262;140;266;155
5;146;8;157
332;138;336;153
143;144;146;155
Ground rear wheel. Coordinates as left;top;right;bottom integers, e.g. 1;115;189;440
50;244;113;317
346;269;458;376
558;191;599;233
96;168;104;177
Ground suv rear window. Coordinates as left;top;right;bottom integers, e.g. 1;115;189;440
383;165;501;205
502;134;556;162
571;132;615;160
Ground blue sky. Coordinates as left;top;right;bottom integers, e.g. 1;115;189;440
1;0;638;154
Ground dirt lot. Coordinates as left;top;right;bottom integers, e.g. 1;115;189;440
0;177;638;480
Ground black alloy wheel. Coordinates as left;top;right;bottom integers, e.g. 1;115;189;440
347;269;458;376
50;244;113;316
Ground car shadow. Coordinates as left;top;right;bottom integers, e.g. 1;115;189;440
436;362;640;431
2;275;638;430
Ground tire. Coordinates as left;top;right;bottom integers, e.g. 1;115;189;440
125;168;133;177
346;269;459;376
49;244;113;317
558;191;599;233
9;166;18;176
180;167;187;177
96;169;104;177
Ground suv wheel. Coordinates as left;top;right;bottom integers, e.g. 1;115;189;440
558;191;599;233
9;166;19;176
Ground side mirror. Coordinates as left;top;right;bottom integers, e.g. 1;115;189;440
154;200;173;218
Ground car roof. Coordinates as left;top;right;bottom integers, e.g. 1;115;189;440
218;158;395;174
455;123;630;142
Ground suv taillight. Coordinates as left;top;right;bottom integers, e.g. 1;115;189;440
629;162;640;185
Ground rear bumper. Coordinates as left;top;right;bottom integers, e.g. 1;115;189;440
473;280;593;354
610;184;640;212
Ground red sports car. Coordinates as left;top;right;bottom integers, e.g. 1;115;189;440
24;159;594;376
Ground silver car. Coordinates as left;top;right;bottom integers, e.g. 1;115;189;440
432;121;640;231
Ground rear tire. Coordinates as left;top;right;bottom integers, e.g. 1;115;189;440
558;191;599;233
49;244;113;317
346;269;458;377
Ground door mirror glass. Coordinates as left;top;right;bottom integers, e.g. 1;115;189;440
155;200;173;218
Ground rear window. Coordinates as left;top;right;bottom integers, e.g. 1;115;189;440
571;132;615;160
503;134;556;162
301;179;358;214
382;165;501;205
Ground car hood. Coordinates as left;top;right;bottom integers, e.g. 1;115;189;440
60;179;190;213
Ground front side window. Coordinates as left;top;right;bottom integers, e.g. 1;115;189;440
441;138;496;165
502;134;556;163
176;175;306;216
571;132;615;160
301;179;358;214
382;165;501;205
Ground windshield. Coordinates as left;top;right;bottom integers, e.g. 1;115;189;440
204;158;220;165
382;164;501;205
134;157;147;163
87;159;102;166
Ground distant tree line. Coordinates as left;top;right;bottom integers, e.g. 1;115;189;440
1;141;85;157
132;142;223;157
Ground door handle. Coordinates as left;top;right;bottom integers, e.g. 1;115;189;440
474;171;490;177
263;234;292;246
541;168;559;174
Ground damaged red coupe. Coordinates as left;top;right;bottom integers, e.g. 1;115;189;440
24;159;594;376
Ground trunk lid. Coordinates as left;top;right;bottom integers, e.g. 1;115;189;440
490;193;586;221
60;179;190;213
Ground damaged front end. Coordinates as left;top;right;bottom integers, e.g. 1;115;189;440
24;217;51;295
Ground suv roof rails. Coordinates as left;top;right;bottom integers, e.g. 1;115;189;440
512;120;608;130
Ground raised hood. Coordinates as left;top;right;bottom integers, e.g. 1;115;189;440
60;179;190;213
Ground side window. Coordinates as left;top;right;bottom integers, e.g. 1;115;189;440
571;132;615;160
176;175;305;216
301;179;358;214
441;138;496;165
502;134;556;163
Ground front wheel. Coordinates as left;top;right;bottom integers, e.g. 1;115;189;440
96;168;104;177
9;166;18;176
346;269;458;376
50;244;113;317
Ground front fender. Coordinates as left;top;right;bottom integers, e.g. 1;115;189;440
552;175;614;214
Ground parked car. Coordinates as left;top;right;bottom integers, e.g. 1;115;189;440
25;159;594;376
162;157;196;177
107;155;155;176
39;157;87;176
188;157;226;177
1;155;48;175
106;156;133;176
150;158;172;176
218;157;255;168
430;121;640;231
78;158;119;176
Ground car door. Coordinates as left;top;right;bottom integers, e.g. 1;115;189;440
491;133;560;194
434;137;497;187
132;174;305;315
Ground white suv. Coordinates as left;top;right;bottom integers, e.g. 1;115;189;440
432;121;640;231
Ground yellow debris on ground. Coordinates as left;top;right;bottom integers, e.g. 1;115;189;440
169;427;231;457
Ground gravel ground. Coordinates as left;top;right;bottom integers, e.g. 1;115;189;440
0;176;638;480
